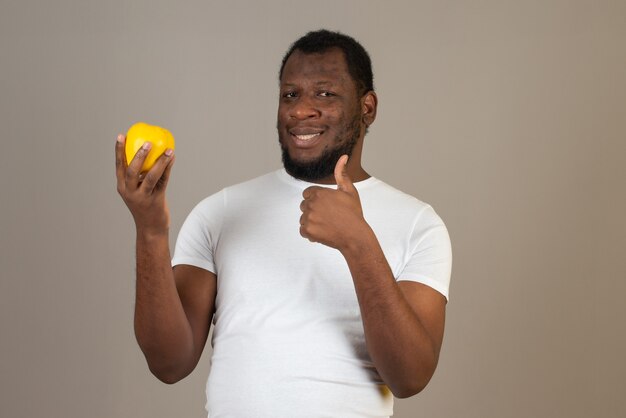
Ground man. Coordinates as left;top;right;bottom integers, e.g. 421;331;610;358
116;30;451;418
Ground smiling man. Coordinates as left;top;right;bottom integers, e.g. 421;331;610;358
278;42;371;184
116;30;452;418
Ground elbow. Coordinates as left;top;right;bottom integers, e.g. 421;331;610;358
148;362;192;385
390;381;428;399
137;343;196;385
153;371;184;385
388;368;436;399
390;353;441;398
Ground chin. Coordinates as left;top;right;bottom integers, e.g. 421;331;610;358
281;146;340;182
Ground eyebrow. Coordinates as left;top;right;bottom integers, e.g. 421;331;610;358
281;81;337;87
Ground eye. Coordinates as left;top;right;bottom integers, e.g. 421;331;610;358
282;91;297;99
318;91;336;97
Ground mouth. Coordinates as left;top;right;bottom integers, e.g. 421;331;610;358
294;133;320;141
288;129;324;148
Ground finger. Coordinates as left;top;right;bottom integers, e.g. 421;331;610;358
302;186;323;200
155;153;176;193
125;141;152;190
334;154;356;194
139;149;174;195
299;223;315;242
115;134;127;193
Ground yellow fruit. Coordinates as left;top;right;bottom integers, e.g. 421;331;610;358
125;122;175;172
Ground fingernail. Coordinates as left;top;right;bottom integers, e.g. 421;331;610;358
117;134;124;143
142;142;152;150
165;149;173;157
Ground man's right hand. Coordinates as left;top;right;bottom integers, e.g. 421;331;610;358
115;134;175;234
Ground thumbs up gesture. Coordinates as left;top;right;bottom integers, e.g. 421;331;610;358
299;155;369;251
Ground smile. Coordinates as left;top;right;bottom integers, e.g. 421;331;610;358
289;130;324;149
289;126;324;136
294;133;320;141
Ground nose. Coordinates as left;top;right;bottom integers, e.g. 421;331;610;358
290;96;320;120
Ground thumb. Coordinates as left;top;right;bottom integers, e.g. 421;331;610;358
334;154;356;194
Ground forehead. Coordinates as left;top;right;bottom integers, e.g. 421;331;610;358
281;48;355;88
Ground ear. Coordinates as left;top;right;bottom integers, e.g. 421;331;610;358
361;91;378;127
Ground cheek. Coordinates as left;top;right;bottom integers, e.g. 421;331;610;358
324;108;345;127
277;102;288;117
334;110;357;131
276;109;287;128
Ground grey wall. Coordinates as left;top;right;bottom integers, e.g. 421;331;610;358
1;1;624;417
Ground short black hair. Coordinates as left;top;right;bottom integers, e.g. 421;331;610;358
279;29;374;97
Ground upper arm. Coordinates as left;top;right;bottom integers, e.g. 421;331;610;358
397;281;447;361
173;264;217;368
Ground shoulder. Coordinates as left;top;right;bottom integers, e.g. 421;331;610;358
361;178;444;226
189;169;285;215
221;170;283;201
198;170;280;202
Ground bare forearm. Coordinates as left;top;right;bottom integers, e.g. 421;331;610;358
134;228;193;382
341;227;439;397
298;164;443;396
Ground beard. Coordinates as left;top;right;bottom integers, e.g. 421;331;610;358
279;112;361;182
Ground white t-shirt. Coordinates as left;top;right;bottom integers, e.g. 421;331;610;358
172;169;452;418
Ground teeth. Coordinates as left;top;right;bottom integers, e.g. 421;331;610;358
295;133;320;141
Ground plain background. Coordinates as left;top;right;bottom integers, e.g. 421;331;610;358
1;1;624;417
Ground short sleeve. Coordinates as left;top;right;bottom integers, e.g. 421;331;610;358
171;190;225;274
398;206;453;300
